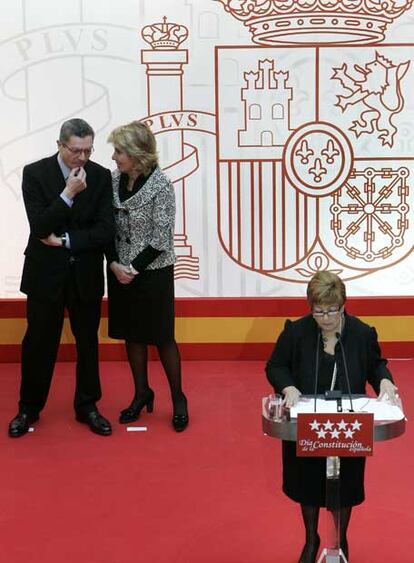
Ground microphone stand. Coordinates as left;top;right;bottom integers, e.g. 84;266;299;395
336;332;354;412
313;330;321;413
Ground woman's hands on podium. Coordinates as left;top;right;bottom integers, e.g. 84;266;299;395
378;378;402;408
282;386;301;408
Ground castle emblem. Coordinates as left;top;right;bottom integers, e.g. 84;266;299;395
239;59;292;147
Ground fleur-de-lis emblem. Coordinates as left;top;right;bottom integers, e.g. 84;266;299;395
321;139;340;163
295;139;314;164
309;158;327;183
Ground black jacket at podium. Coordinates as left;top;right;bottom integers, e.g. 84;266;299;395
265;312;393;507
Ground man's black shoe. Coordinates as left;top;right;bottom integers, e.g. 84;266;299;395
75;411;112;436
8;413;39;438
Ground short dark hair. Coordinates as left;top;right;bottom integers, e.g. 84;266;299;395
59;118;95;143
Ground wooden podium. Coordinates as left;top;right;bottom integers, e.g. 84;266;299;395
262;395;405;563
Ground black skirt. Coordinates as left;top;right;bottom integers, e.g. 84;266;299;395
282;441;366;507
107;264;175;344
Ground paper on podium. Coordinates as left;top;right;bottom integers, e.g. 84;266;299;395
290;397;405;421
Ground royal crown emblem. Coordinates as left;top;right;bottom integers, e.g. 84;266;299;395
218;0;413;45
142;16;188;50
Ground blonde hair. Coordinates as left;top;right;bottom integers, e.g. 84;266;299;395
108;121;158;176
307;271;346;309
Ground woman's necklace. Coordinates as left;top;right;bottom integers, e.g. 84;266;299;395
322;331;337;355
322;332;335;344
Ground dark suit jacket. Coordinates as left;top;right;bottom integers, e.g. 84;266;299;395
265;313;393;396
20;154;114;302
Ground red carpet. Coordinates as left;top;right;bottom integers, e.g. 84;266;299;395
1;359;413;562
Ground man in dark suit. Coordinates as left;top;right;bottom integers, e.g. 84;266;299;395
8;118;114;437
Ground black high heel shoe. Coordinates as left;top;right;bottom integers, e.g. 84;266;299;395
119;388;155;424
298;533;320;563
172;394;189;432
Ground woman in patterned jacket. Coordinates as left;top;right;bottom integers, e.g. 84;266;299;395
106;121;188;432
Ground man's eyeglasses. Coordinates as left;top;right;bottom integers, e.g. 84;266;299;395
312;307;340;317
62;144;94;157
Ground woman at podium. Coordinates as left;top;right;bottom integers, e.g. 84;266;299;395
265;271;400;563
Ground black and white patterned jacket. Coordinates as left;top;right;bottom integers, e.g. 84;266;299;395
112;167;176;270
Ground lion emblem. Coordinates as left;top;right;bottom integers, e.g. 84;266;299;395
332;52;410;147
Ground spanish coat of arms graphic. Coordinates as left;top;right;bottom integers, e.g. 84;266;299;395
215;0;414;282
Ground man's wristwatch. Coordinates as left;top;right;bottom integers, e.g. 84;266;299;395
61;234;67;248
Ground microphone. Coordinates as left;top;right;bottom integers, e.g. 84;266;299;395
335;332;354;412
313;329;321;413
